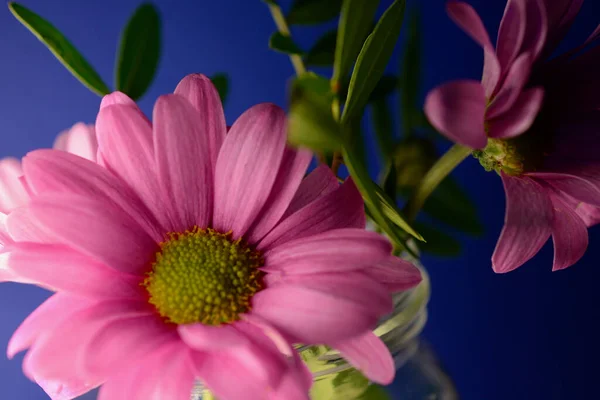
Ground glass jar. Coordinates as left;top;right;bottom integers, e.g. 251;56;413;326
192;265;457;399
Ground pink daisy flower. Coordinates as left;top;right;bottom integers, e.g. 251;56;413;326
0;74;421;400
0;123;96;254
424;0;600;273
0;122;97;214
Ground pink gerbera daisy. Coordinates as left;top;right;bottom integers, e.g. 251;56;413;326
0;74;421;399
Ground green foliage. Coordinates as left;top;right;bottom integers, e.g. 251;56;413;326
421;176;484;236
269;32;304;55
332;0;380;92
210;73;229;104
8;2;110;96
414;222;462;257
288;73;342;151
400;8;422;133
342;0;407;123
287;0;343;25
369;75;398;101
115;3;161;100
370;97;395;163
305;30;337;66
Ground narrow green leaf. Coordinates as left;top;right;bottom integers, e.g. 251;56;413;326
287;0;343;25
210;73;229;104
342;0;407;123
399;8;421;133
369;75;398;101
332;0;380;92
288;73;342;151
414;222;462;257
269;32;304;55
374;184;423;241
382;161;397;202
305;30;337;66
8;2;110;96
422;176;484;236
261;0;278;5
370;97;395;163
343;144;423;247
115;3;161;100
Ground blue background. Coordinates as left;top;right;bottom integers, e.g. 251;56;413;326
1;0;599;398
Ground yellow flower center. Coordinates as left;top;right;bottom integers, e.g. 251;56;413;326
143;228;264;325
472;138;524;176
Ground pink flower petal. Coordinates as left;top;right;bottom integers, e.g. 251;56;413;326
272;271;393;317
365;256;423;292
334;332;395;385
488;88;544;139
424;80;488;149
7;293;95;359
190;321;296;400
550;194;589;271
247;147;312;243
98;341;194;400
82;314;177;380
252;285;379;343
520;0;547;61
29;194;157;275
213;103;287;239
543;0;583;57
492;174;553;273
27;373;101;400
153;94;214;231
24;299;151;383
446;1;501;96
487;52;534;119
100;91;138;109
282;165;339;218
264;228;392;274
178;323;248;350
52;123;98;162
96;103;169;229
174;74;227;171
23;149;163;241
258;178;365;250
2;242;142;298
576;203;600;227
496;0;527;70
529;171;600;206
5;207;53;243
0;157;29;213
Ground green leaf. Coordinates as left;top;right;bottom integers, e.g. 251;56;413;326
288;73;342;151
422;176;484;236
8;2;110;96
210;73;229;104
342;0;407;123
370;97;395;163
358;384;392;400
287;0;343;25
115;3;161;100
414;222;462;257
399;8;422;133
369;75;398;101
374;184;423;241
332;0;380;92
305;30;337;66
343;144;423;248
269;32;304;55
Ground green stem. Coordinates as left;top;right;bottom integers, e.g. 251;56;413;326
403;144;472;221
266;2;306;76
